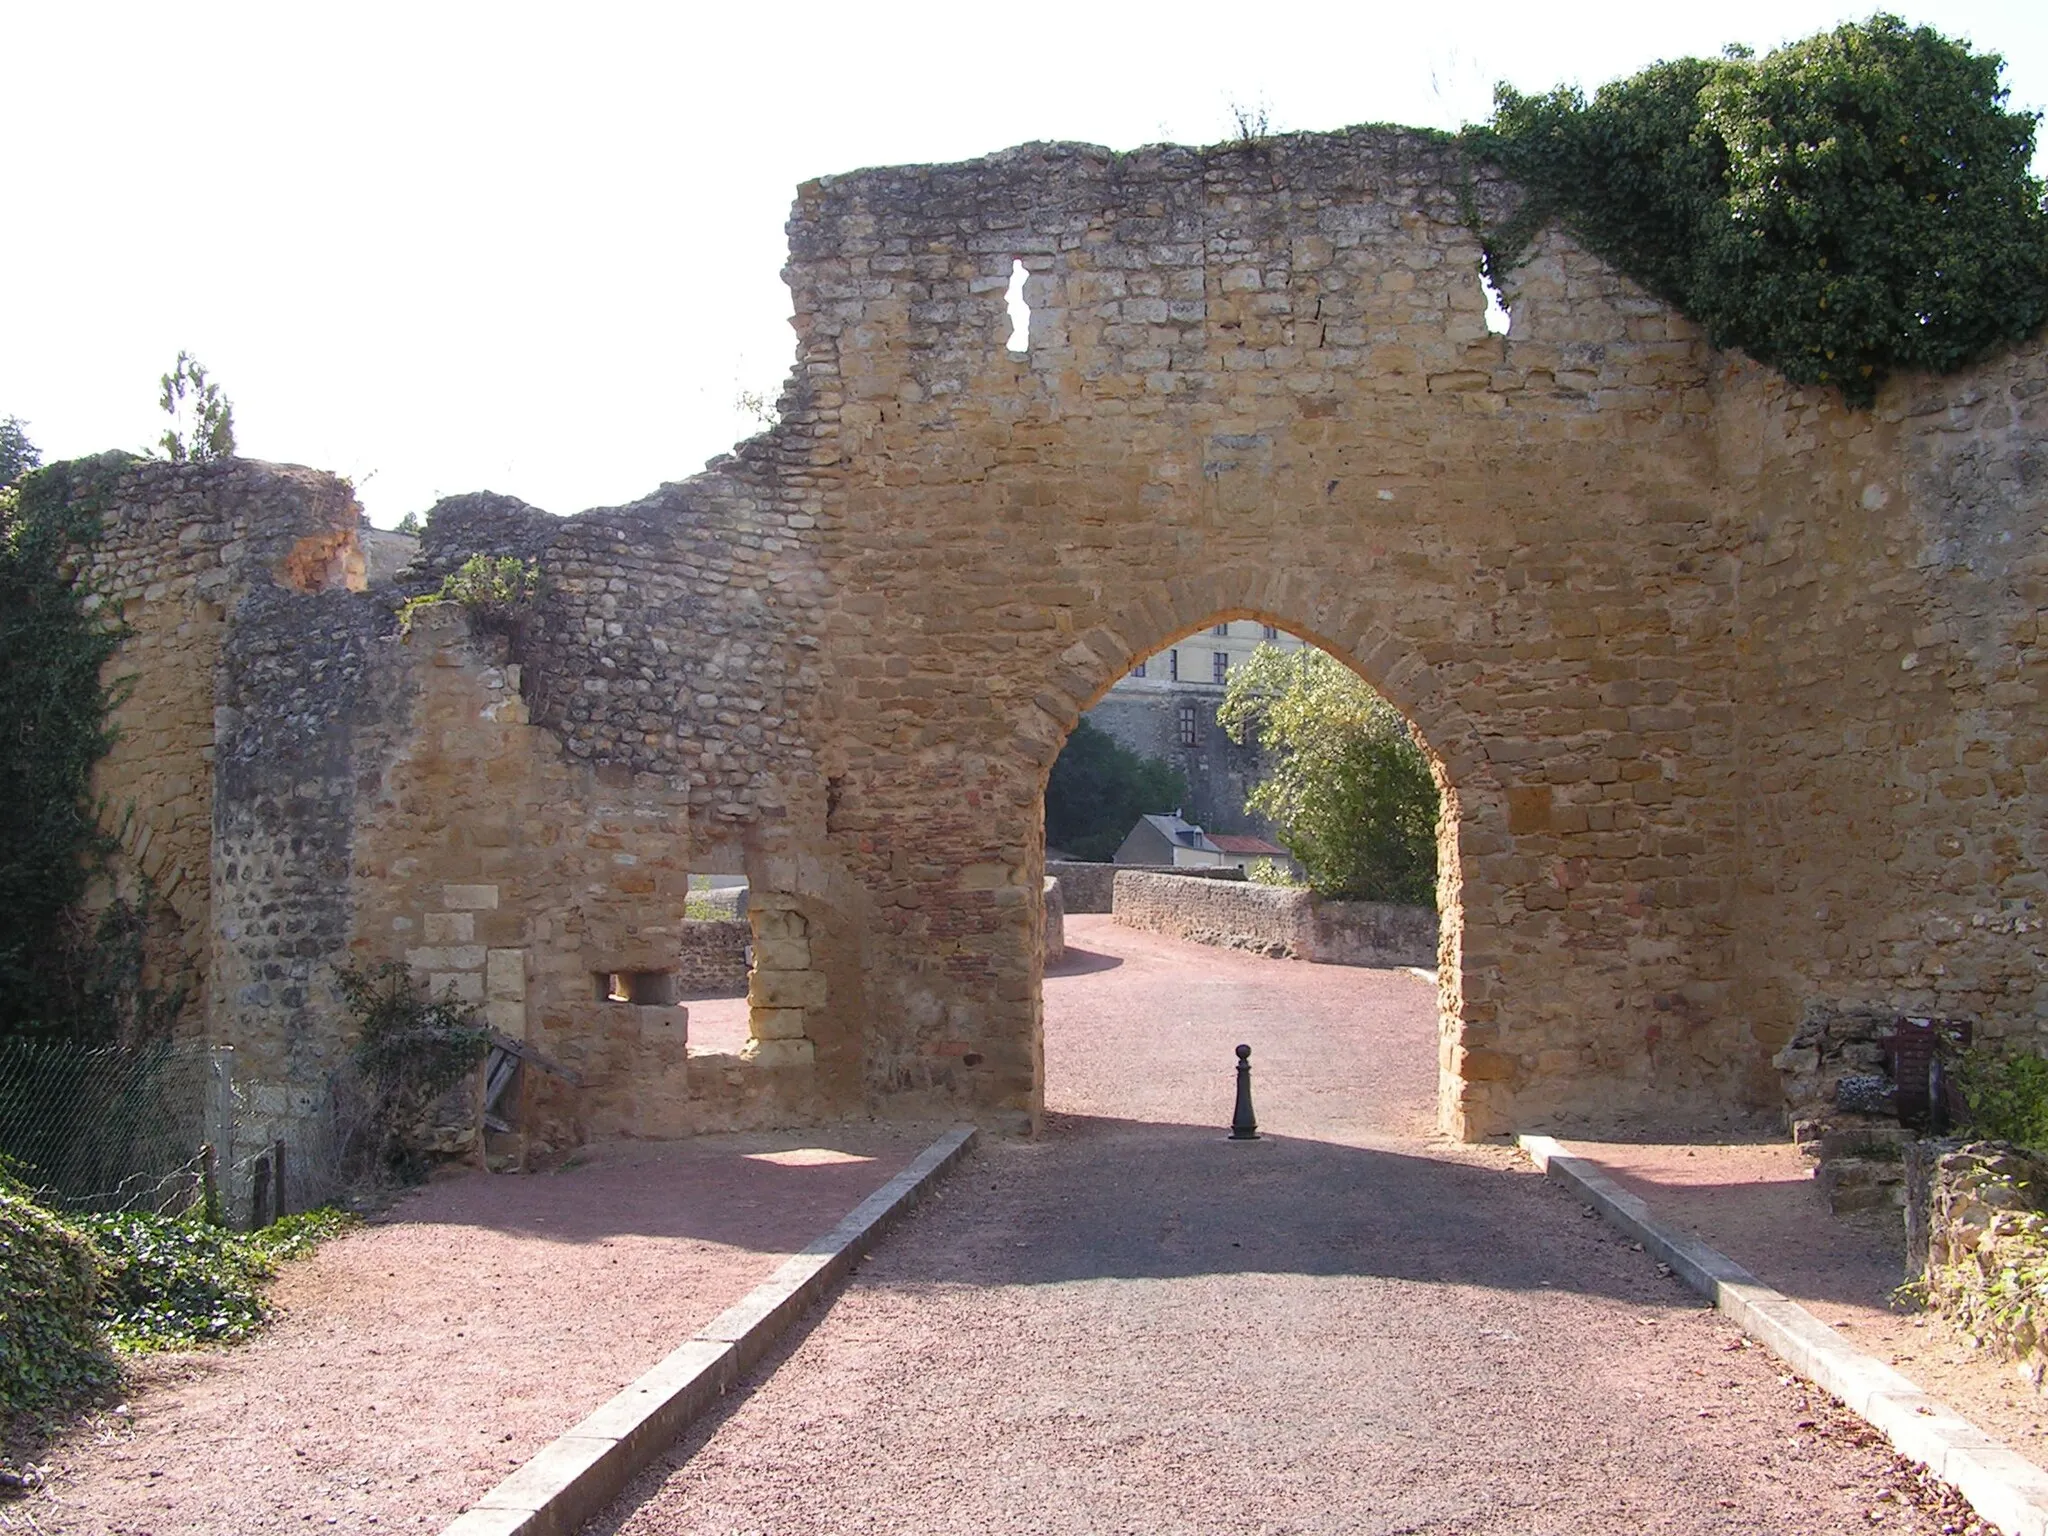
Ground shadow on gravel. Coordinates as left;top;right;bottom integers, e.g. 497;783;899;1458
879;1114;1677;1305
372;1132;932;1250
1046;944;1124;975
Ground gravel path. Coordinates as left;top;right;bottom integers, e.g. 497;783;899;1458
27;1130;931;1535
595;918;1984;1536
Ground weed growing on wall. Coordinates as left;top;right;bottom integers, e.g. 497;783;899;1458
398;553;541;635
1467;15;2048;404
155;351;236;464
335;961;491;1183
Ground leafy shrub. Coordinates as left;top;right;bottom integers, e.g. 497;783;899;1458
1218;646;1440;906
0;1185;114;1416
336;961;491;1183
399;554;541;633
1950;1048;2048;1149
75;1207;356;1351
1245;857;1303;887
1470;16;2048;405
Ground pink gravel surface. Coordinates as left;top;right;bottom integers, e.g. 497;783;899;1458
1571;1133;2048;1465
593;917;1993;1536
25;1127;935;1535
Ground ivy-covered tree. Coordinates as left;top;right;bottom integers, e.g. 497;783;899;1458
1043;719;1186;863
1217;646;1439;906
1471;16;2048;404
0;459;134;1042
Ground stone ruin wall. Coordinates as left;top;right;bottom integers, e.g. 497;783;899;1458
72;125;2047;1152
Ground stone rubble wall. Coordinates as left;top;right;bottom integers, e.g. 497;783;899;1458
1907;1140;2048;1389
1111;870;1436;967
70;123;2048;1149
677;920;752;995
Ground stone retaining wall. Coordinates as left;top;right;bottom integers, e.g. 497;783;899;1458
1046;861;1245;914
1110;871;1436;967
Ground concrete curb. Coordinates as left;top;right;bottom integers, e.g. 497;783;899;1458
441;1124;979;1536
1520;1133;2048;1536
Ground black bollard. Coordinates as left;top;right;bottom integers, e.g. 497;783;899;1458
1228;1043;1260;1141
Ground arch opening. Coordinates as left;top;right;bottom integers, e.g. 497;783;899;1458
1029;611;1463;1141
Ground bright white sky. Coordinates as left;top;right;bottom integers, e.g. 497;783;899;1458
5;1;2045;526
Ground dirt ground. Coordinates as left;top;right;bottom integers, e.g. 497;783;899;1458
592;917;1998;1536
18;1128;933;1535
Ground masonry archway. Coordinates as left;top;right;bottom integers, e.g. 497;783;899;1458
1019;595;1489;1139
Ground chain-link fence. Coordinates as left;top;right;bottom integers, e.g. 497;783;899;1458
1;1038;497;1225
0;1039;227;1216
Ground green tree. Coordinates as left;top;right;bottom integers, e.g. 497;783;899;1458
157;351;236;463
0;416;40;489
1043;718;1186;863
1218;646;1440;905
1472;16;2048;405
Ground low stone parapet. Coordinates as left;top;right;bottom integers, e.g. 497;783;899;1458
1047;860;1245;914
1109;870;1436;967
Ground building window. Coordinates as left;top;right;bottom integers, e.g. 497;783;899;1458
1131;659;1146;678
1212;651;1229;683
1168;649;1179;682
1212;621;1230;637
1262;623;1279;640
1177;703;1198;747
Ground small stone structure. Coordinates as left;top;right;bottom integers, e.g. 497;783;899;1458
1111;871;1437;968
69;126;2048;1152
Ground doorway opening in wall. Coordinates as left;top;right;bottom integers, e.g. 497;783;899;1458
678;872;755;1055
1038;615;1451;1141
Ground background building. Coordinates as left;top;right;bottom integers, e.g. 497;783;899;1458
1083;624;1305;839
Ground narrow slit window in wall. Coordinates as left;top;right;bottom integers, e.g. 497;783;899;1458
1006;259;1031;353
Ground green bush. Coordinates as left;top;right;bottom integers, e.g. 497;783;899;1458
1951;1048;2048;1149
75;1207;356;1351
1470;16;2048;405
0;1185;115;1416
